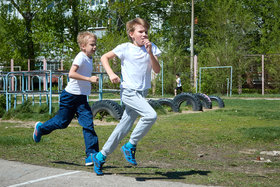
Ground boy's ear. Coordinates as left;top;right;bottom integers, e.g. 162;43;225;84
129;31;134;39
80;43;86;50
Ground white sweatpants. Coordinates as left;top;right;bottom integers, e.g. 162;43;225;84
101;88;157;156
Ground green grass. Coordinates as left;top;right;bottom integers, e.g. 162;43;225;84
229;93;280;98
1;98;280;186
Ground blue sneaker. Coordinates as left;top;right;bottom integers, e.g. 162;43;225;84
33;122;42;143
85;153;93;166
121;144;137;166
92;153;105;175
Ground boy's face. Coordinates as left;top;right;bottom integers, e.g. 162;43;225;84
129;24;148;47
82;37;96;57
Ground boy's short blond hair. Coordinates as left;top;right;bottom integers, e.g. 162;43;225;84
77;31;97;50
126;18;150;42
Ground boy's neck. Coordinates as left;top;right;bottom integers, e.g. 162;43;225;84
132;41;144;47
82;51;92;58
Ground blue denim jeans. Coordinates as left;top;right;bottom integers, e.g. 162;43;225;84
39;90;99;157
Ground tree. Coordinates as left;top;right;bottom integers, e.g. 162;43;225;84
0;3;25;66
243;0;280;54
8;0;55;69
195;0;256;94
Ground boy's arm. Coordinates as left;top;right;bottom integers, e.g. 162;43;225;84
69;65;98;83
144;39;160;73
150;55;160;74
101;51;121;83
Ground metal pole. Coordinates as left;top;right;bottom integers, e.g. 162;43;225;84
11;59;14;91
190;0;194;87
196;78;198;93
28;59;30;90
99;73;103;100
227;78;229;97
49;71;52;115
230;66;232;97
5;73;9;111
262;55;264;95
161;60;164;97
43;59;47;91
194;55;197;90
199;67;201;93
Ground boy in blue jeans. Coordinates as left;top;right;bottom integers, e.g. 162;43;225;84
92;18;161;175
33;31;99;166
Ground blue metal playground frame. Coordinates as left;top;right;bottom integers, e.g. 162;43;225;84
3;71;116;114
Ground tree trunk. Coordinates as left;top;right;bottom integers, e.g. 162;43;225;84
26;18;35;70
237;73;242;95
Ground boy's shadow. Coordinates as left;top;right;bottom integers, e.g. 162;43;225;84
119;166;211;181
135;170;211;181
51;161;119;170
51;161;83;167
51;161;211;180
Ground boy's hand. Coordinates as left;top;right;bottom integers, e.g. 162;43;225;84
89;76;99;83
143;39;152;54
109;73;121;84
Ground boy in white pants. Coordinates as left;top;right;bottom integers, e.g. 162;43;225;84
92;17;161;175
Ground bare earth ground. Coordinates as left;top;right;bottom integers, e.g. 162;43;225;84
0;108;218;128
0;118;117;128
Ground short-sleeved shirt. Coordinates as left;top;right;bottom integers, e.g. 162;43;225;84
112;42;161;91
65;52;93;95
176;78;182;87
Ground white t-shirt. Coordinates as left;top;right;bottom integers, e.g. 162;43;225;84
176;77;182;87
65;52;93;95
113;42;161;91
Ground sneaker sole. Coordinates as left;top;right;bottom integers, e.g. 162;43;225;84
33;122;41;143
85;162;93;166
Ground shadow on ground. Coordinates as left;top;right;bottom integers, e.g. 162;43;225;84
136;170;211;181
118;169;211;181
51;160;211;181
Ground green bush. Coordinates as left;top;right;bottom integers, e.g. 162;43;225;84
0;95;6;118
2;98;56;121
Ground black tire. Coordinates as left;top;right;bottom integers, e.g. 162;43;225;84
157;98;179;112
195;93;212;109
173;92;203;111
148;99;164;110
106;100;124;116
209;95;225;108
91;100;123;120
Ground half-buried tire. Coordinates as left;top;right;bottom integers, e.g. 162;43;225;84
209;95;225;108
173;92;203;111
148;99;164;110
91;100;123;120
195;93;212;109
157;98;179;112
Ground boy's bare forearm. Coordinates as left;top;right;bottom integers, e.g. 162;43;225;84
69;65;98;83
150;54;160;73
69;71;98;83
144;39;160;74
101;52;120;83
101;57;115;76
